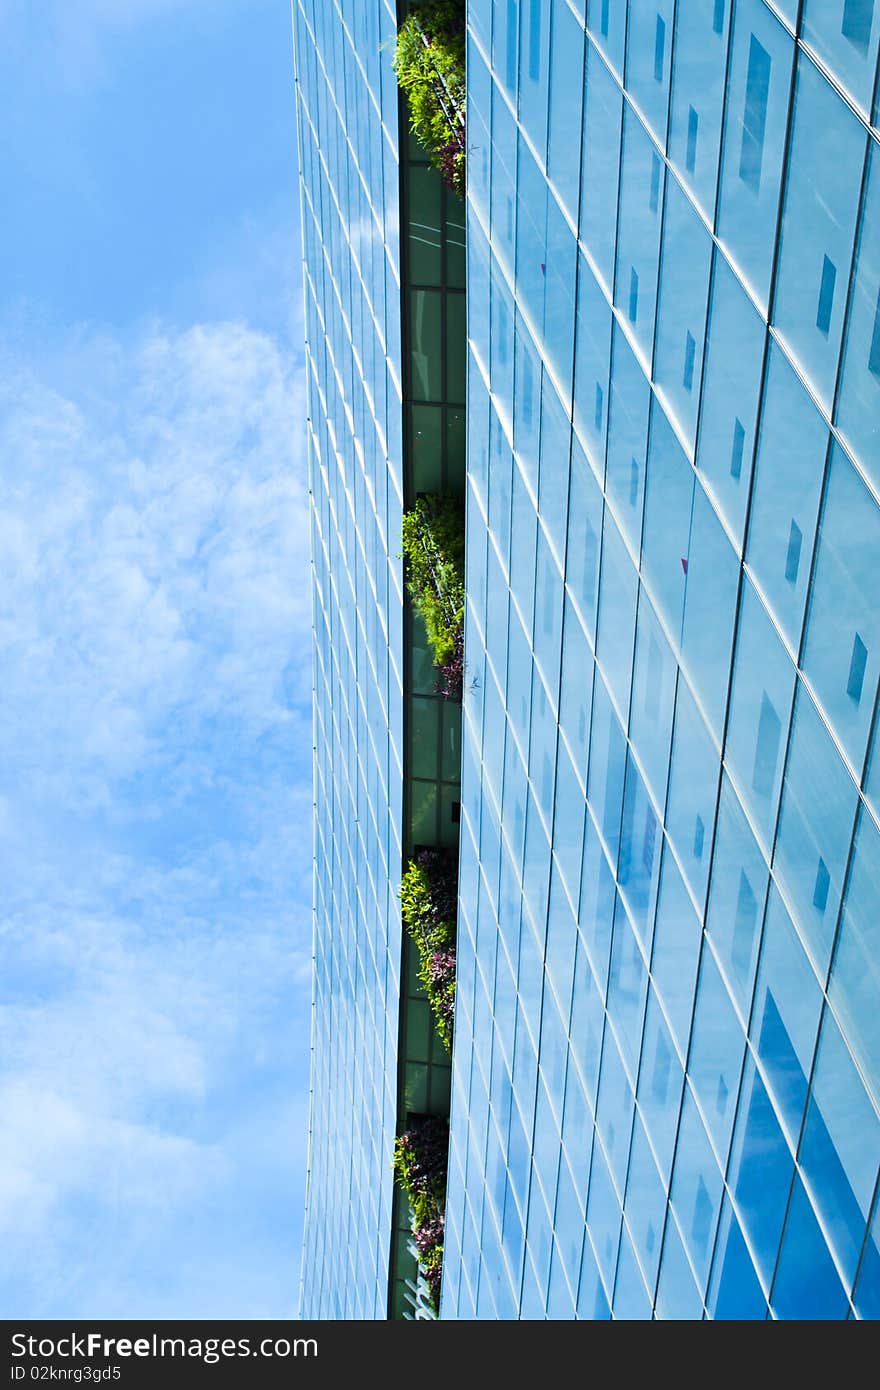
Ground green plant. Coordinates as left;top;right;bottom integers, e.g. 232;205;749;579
394;0;466;196
401;492;465;698
400;848;458;1052
393;1115;449;1311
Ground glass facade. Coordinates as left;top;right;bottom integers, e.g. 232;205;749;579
294;0;406;1319
443;0;880;1320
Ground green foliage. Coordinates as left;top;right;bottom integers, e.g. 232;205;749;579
394;1;466;196
400;849;457;1052
401;492;465;672
393;1115;449;1311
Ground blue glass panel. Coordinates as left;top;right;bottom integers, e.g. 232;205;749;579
568;928;606;1110
606;895;649;1076
565;435;604;641
561;1065;593;1207
656;1215;703;1319
853;1201;880;1318
649;849;702;1061
488;400;514;575
829;808;880;1110
697;253;766;548
596;508;639;716
586;1137;623;1291
613;1227;653;1318
774;58;866;412
614;108;665;361
772;1175;848;1319
542;189;578;394
595;1025;635;1192
510;456;538;637
580;40;624;289
717;0;795;308
515;134;550;345
680;483;739;740
802;0;880;114
546;858;578;1018
665;680;719;910
746;342;829;650
636;986;686;1183
669;1086;723;1290
490;256;516;417
577;1231;612;1318
774;685;859;978
800;1009;880;1287
490;77;518;276
623;1113;668;1293
627;0;675;142
532;1072;562;1213
728;1057;795;1287
642;401;694;649
617;755;662;946
552;737;587;910
587;0;626;73
688;947;746;1163
654;180;713;451
533;523;565;706
739;34;771;195
522;785;551;946
725;578;796;848
573;258;614;475
524;1181;554;1305
495;0;519;95
836;142;880;492
629;591;677;809
518;0;551;160
587;673;627;865
558;597;594;793
669;0;731;218
802;443;880;775
605;323;651;552
708;1196;768;1319
547;0;586;223
752;883;823;1144
514;319;541;492
578;816;617;997
705;775;769;1012
547;1230;578;1317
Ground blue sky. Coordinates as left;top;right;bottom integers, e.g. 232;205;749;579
0;0;312;1317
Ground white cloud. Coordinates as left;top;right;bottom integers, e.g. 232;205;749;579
0;320;310;801
0;317;314;1316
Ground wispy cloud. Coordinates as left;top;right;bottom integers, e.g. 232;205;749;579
0;317;313;1317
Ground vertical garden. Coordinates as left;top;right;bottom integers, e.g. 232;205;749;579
391;0;466;1319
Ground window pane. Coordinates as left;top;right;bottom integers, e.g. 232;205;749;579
580;39;624;289
725;578;796;848
717;0;795;308
668;0;732;219
614;108;665;362
696;253;766;549
802;443;880;775
746;342;829;650
836;141;880;492
829;808;880;1110
751;882;823;1145
705;774;770;1013
665;680;719;911
654;180;713;452
773;57;866;413
802;0;880;114
774;685;859;978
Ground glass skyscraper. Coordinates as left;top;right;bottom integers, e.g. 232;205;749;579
296;0;880;1319
294;0;406;1318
